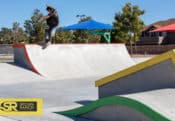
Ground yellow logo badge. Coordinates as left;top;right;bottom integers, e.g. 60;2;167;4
0;98;42;115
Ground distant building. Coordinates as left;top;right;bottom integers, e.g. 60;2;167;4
137;18;175;45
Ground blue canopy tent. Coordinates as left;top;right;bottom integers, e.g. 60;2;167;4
60;20;113;30
58;20;114;43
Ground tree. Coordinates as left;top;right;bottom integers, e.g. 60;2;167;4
78;16;92;23
72;16;92;43
0;27;12;44
12;22;27;43
12;22;20;41
72;16;101;43
54;30;73;43
24;9;46;43
112;2;145;44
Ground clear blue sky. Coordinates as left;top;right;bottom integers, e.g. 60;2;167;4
1;0;175;28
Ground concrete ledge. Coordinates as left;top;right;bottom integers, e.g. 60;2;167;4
96;49;175;87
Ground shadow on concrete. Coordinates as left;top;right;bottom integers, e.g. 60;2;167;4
75;100;94;105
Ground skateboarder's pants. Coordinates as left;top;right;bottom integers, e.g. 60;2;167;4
45;25;56;43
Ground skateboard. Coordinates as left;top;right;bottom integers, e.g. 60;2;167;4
36;41;51;49
42;42;51;49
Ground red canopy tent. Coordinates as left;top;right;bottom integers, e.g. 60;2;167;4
150;23;175;32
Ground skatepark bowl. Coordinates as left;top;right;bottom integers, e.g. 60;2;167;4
0;43;174;121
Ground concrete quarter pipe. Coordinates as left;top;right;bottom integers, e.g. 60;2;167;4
13;44;135;80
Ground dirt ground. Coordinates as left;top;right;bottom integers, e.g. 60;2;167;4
130;54;157;58
0;54;13;62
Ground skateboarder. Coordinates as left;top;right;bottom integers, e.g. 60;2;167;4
43;5;59;48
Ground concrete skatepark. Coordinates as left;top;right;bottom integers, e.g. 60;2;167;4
0;44;174;121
